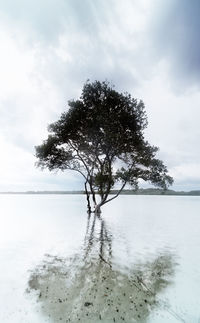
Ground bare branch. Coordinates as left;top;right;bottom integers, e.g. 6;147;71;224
102;181;127;206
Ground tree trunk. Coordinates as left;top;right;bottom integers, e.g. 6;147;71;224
84;182;92;214
94;198;106;215
94;203;102;215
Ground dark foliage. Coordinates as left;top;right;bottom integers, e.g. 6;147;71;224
35;80;173;212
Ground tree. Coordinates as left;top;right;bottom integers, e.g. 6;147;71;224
35;80;173;213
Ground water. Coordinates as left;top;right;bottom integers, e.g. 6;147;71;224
0;194;200;322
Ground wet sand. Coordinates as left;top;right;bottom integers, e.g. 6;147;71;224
27;251;175;322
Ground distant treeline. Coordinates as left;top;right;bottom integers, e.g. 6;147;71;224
1;188;200;196
116;188;200;196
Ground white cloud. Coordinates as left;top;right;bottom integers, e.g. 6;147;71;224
149;0;200;91
0;134;83;191
0;0;199;191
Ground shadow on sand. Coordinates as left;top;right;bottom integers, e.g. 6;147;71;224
27;213;181;322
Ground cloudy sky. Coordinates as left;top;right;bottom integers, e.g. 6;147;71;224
0;0;199;192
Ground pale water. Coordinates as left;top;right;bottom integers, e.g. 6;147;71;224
0;194;200;322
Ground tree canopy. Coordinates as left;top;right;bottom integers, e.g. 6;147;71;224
35;80;173;213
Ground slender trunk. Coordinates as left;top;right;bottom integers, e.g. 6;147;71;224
84;181;91;214
94;196;105;215
89;180;97;207
103;182;126;206
94;203;102;215
94;181;127;214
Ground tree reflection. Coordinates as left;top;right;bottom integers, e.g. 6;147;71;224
27;213;179;322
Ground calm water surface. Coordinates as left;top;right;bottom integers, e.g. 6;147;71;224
0;195;200;322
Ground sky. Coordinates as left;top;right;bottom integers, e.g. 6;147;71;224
0;0;200;192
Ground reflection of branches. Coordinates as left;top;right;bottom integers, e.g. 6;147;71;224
83;212;97;259
27;214;181;323
83;213;112;267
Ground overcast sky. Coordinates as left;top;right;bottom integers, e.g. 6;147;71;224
0;0;199;192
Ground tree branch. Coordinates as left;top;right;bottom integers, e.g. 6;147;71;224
102;181;127;205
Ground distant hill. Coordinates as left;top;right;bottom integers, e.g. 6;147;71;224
0;189;200;196
118;188;200;196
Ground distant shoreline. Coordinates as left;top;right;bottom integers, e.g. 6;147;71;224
1;189;200;196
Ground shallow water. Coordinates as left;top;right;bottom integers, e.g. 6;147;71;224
0;194;200;322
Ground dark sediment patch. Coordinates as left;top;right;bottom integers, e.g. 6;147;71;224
27;252;176;322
